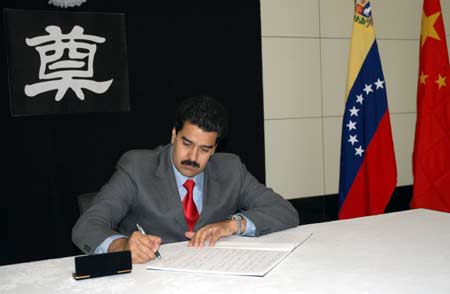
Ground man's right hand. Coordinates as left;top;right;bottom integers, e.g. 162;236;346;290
108;232;162;264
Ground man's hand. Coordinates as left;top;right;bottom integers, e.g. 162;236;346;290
108;232;162;264
185;217;246;247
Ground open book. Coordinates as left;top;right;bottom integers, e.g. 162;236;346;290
147;233;312;277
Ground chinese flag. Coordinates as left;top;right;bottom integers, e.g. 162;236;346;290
411;0;450;212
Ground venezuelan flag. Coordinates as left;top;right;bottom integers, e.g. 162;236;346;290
338;0;397;219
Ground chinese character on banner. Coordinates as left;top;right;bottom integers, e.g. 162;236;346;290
4;9;130;116
25;25;113;102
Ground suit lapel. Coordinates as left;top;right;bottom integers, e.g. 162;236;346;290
197;164;221;228
154;144;188;230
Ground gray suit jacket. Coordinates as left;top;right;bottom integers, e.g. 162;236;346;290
72;144;299;254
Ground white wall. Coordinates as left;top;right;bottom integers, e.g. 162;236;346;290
261;0;450;199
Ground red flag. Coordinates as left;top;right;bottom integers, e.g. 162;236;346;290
411;0;450;212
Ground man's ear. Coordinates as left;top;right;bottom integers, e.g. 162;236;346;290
171;127;177;144
210;143;218;156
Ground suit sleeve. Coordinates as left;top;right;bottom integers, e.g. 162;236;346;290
236;162;300;236
72;152;138;254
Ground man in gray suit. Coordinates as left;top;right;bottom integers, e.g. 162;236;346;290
72;96;299;263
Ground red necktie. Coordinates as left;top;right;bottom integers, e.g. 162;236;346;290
182;179;199;232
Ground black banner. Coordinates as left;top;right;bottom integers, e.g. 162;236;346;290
4;9;130;116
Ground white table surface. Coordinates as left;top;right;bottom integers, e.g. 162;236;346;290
1;208;450;294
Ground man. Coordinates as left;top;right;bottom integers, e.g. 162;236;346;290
72;96;299;263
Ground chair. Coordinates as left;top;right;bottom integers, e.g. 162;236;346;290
77;192;97;215
76;192;119;231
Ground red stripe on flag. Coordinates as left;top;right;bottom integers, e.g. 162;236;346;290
339;111;397;219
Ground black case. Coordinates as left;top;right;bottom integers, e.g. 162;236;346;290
73;251;132;280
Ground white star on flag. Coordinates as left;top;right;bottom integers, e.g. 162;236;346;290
346;120;357;131
356;94;364;104
374;78;385;89
348;134;359;145
349;106;360;117
363;84;373;95
354;146;365;156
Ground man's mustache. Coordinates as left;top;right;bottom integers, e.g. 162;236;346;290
181;159;200;168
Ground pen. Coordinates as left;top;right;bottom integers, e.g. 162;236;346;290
136;223;162;260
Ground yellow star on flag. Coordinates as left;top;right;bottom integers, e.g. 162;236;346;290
419;72;428;84
435;74;447;88
421;11;441;46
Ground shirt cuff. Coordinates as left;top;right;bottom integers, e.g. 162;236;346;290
239;214;256;236
94;234;127;254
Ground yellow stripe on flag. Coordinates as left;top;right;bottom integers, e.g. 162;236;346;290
345;9;376;99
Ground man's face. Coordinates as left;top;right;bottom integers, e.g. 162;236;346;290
171;121;218;177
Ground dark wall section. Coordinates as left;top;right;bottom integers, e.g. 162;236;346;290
1;1;265;265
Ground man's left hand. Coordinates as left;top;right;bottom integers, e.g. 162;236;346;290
184;218;246;247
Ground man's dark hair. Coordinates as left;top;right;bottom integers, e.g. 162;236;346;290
174;96;228;142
